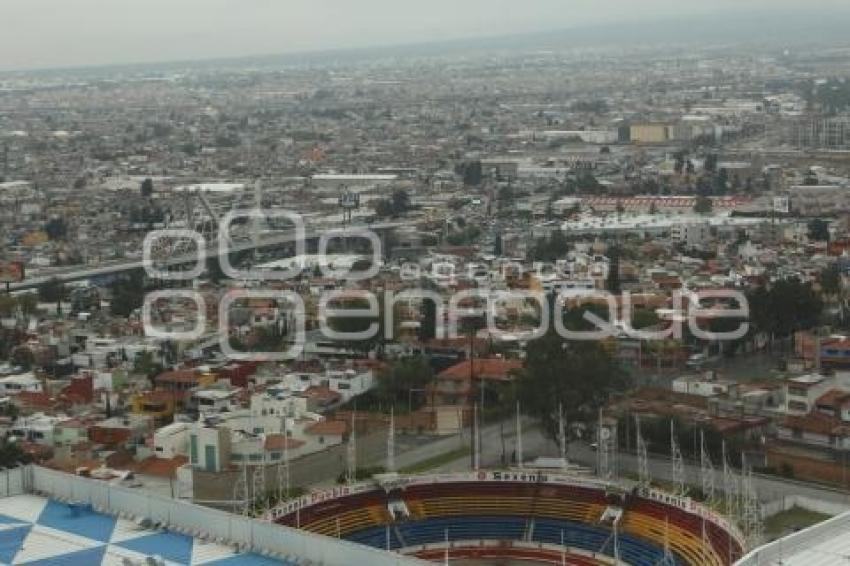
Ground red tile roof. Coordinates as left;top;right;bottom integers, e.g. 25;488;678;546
134;456;188;478
438;358;523;382
305;420;348;436
264;434;306;450
303;386;342;405
782;412;850;437
816;389;850;409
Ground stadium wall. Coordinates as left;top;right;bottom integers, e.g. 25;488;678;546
0;466;26;497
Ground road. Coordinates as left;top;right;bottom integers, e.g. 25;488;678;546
152;414;850;512
8;220;404;291
429;422;850;508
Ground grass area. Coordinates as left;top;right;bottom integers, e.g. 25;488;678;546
764;506;831;537
399;447;472;474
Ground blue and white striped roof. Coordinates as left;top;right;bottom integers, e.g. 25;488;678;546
0;495;291;566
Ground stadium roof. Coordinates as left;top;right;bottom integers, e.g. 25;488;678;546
0;494;291;565
736;511;850;566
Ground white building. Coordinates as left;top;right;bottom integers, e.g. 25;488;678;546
9;413;65;445
673;373;735;397
0;372;42;395
785;373;850;415
188;424;231;472
154;422;190;459
191;389;240;417
671;221;711;249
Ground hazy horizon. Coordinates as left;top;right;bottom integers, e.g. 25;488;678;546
3;0;850;72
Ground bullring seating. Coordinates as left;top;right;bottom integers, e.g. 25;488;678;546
346;515;683;566
280;481;737;566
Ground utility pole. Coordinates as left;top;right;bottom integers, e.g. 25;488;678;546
347;412;357;484
516;401;523;469
671;420;686;497
700;430;716;503
558;403;567;469
636;415;650;488
387;407;395;473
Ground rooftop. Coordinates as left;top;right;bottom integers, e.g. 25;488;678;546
0;493;291;565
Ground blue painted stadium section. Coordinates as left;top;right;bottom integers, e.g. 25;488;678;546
533;518;684;566
346;516;685;566
205;554;292;566
0;525;31;564
0;514;24;526
37;501;116;543
116;531;195;564
22;546;107;566
0;495;298;566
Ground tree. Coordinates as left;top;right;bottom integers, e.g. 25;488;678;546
110;271;145;317
140;177;154;198
493;234;503;256
530;230;570;262
133;350;163;379
377;356;434;410
0;439;30;468
391;189;410;214
715;168;729;194
575;171;600;191
456;160;483;186
419;298;438;342
38;278;66;303
606;247;621;294
632;309;660;330
325;294;387;354
518;325;629;444
373;190;410;218
808;219;830;242
373;198;394;218
694;195;713;215
11;346;34;370
704;153;718;173
44;217;67;240
16;294;38;316
821;265;842;297
748;279;823;340
674;152;685;175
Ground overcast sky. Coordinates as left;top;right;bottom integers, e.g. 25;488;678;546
2;0;848;70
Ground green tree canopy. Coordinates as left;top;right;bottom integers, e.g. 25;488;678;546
808;219;830;242
517;322;629;444
748;278;823;338
377;356;435;410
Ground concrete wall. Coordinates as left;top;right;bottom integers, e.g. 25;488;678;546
193;428;389;505
0;467;26;498
761;494;850;519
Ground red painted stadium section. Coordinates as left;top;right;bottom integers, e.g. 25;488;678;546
414;545;607;565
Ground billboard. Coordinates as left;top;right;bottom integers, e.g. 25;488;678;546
0;261;25;283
